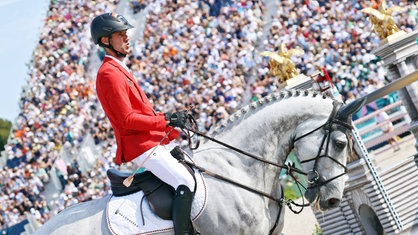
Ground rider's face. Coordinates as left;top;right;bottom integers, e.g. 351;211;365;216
107;30;131;57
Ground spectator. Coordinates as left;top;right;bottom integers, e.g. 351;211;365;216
376;111;401;152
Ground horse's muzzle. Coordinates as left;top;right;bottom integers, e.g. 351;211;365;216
304;185;342;211
319;197;341;210
304;187;319;204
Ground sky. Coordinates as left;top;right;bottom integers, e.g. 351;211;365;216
0;0;49;121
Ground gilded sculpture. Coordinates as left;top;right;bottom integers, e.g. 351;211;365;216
361;0;403;39
260;43;304;82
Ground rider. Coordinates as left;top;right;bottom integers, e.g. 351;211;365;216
90;13;195;235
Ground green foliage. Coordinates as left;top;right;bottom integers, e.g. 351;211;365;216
281;155;307;200
0;118;12;151
312;224;323;235
283;183;299;201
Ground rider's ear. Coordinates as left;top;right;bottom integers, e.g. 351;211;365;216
100;37;109;46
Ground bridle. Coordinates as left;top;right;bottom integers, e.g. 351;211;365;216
180;100;354;234
293;100;353;190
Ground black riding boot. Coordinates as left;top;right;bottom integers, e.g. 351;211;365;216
172;184;194;235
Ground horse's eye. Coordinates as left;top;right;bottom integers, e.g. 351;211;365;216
335;139;347;149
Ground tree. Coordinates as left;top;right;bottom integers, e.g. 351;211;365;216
0;118;12;152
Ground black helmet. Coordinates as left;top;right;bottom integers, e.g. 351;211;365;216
90;13;133;45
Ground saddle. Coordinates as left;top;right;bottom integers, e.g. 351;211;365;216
107;169;175;220
106;147;195;220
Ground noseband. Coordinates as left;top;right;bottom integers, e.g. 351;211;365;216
293;100;353;189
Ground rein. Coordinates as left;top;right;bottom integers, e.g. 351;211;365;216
181;126;309;235
182;126;311;208
183;159;283;202
184;127;307;176
181;158;302;235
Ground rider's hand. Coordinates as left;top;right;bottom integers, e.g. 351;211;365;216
165;111;187;128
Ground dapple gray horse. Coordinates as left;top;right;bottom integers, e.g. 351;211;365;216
34;90;365;235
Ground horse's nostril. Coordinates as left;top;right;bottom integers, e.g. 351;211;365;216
328;198;339;205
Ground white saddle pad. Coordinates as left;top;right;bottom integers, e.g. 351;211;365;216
106;163;207;235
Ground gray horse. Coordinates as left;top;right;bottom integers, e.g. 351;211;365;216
34;90;365;235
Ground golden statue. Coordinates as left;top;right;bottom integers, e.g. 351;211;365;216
260;43;304;82
361;0;403;39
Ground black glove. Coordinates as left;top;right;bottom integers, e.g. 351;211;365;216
165;111;187;128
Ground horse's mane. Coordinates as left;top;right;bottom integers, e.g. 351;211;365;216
206;89;361;163
209;89;333;136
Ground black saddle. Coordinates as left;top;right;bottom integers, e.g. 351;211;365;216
107;168;175;220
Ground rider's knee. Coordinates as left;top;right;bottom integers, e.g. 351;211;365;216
176;174;195;192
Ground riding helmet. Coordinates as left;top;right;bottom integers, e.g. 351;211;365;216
90;13;133;45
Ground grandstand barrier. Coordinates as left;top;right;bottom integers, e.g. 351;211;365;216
22;212;42;235
77;134;98;173
49;166;63;192
48;133;100;193
354;101;413;152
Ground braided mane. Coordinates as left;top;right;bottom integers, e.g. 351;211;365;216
209;89;332;136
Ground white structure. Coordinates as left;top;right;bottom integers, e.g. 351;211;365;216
282;33;418;233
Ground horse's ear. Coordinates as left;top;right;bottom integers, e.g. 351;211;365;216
336;97;367;122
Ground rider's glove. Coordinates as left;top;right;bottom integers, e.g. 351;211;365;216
165;111;187;128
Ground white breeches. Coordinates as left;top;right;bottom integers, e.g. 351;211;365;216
132;143;195;191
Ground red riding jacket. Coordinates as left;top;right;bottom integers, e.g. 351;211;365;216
96;56;179;164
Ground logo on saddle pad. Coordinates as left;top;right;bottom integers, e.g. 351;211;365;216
106;164;207;235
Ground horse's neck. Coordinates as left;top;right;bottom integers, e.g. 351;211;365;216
196;95;333;187
208;96;331;155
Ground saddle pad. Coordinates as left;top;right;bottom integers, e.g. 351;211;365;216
106;165;207;235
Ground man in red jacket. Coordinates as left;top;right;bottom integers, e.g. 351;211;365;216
91;13;195;235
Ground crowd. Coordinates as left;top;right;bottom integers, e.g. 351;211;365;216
130;0;147;13
127;0;264;131
258;0;418;102
0;0;417;231
0;0;120;230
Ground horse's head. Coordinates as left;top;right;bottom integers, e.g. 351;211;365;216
292;97;366;211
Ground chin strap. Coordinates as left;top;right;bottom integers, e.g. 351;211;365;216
101;35;127;58
107;45;127;58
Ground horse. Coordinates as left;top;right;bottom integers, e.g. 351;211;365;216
34;90;365;235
